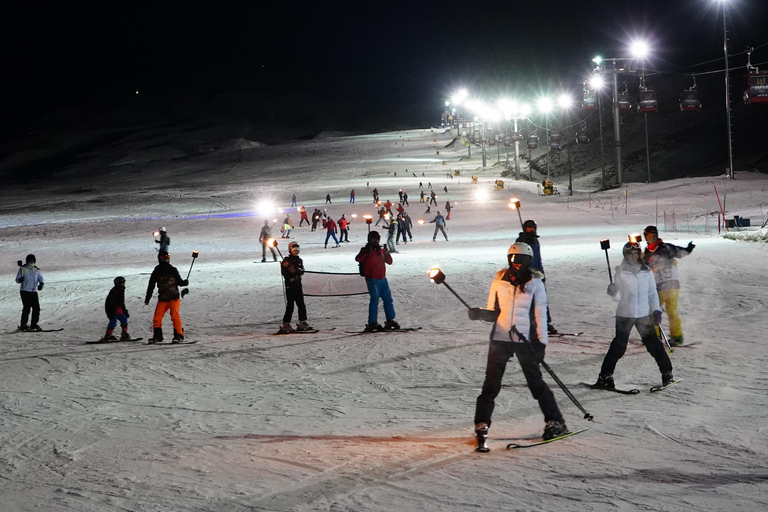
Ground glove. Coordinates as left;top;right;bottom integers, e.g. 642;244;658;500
125;312;130;319
468;308;482;321
531;340;546;363
607;283;617;297
180;279;189;286
37;283;44;291
653;310;663;325
686;241;695;253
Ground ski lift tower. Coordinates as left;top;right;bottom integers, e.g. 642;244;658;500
592;45;646;186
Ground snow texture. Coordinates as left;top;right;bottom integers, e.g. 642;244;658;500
1;127;768;511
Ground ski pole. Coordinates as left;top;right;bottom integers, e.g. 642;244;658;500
512;326;594;422
657;324;674;354
600;239;612;283
428;268;471;308
185;250;199;280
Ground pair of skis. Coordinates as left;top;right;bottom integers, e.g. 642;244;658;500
476;427;591;452
584;379;683;394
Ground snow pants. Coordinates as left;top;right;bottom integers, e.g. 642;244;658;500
282;283;307;324
153;299;183;335
107;313;128;329
475;340;563;428
19;290;40;326
340;228;349;242
386;234;397;252
325;232;339;247
262;241;277;261
432;225;448;241
658;288;682;338
600;315;672;376
365;278;395;325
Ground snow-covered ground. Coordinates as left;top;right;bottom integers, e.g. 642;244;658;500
1;127;767;511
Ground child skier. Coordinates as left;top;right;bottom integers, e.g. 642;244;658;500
279;242;314;333
355;231;399;332
102;276;133;341
145;251;189;343
467;242;569;452
16;254;45;331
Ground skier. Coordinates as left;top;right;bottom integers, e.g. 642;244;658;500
419;191;425;203
642;225;695;346
259;220;278;262
594;241;673;390
516;220;556;334
384;199;393;215
324;216;340;248
429;211;448;242
15;254;44;331
468;242;568;451
145;251;189;343
386;218;398;252
402;191;409;206
338;214;351;242
279;242;313;333
155;227;170;253
299;206;310;227
372;188;379;203
429;191;437;206
281;215;294;238
291;194;297;207
102;276;133;341
349;189;356;204
311;209;322;231
375;207;389;227
398;189;404;203
355;231;400;332
444;201;453;220
402;211;413;242
325;193;332;205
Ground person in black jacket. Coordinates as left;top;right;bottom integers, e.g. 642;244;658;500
280;242;313;333
102;276;132;341
145;251;189;343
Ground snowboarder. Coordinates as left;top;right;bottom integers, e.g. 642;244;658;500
594;241;673;390
516;220;556;334
102;276;133;341
279;242;313;333
259;220;278;262
349;189;356;204
325;193;332;205
355;231;399;332
155;227;170;253
145;251;189;343
16;254;44;331
338;214;351;242
281;215;294;238
299;206;310;227
642;225;695;346
429;211;448;242
402;212;413;242
323;216;340;248
386;218;398;252
468;242;569;451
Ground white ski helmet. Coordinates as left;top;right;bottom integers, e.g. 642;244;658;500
159;227;167;232
507;242;533;266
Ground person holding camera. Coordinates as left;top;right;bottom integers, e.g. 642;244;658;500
16;254;45;331
467;242;567;452
145;251;188;343
355;231;399;332
594;241;673;390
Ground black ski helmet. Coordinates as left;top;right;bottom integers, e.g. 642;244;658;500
644;225;658;237
622;242;642;259
25;254;36;264
368;230;381;243
522;219;537;231
158;250;170;262
114;276;126;286
288;241;300;254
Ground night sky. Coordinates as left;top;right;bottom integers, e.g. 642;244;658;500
3;1;767;132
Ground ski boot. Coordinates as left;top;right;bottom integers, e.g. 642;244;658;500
29;324;42;332
547;324;558;335
172;330;184;344
101;334;118;342
148;327;163;344
296;321;313;331
384;319;401;331
364;323;385;332
668;336;684;347
543;420;569;441
18;324;29;332
593;373;615;390
120;332;133;341
280;323;294;333
475;423;490;453
661;371;675;386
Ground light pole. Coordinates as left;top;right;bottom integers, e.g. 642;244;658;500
720;0;735;179
590;73;607;190
537;97;553;181
557;94;574;196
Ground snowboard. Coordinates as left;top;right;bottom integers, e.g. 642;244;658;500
19;328;64;333
274;329;320;335
581;382;640;395
345;327;422;334
86;337;143;344
549;331;584;337
506;427;590;449
147;340;198;345
650;378;683;393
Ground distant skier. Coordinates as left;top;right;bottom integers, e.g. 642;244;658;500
299;206;310;227
325;193;332;205
101;276;133;341
323;216;340;248
420;191;425;203
15;254;44;331
468;242;569;452
429;211;448;242
375;207;389;227
386;218;398;252
444;201;453;220
291;194;297;207
338;214;351;242
259;220;278;262
349;189;356;204
279;242;313;333
145;251;189;343
429;191;437;206
402;191;409;206
594;241;673;390
155;227;170;253
402;212;413;242
281;215;294;238
355;231;399;332
311;209;322;231
642;225;695;346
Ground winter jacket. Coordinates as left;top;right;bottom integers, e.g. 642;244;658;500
429;214;446;227
516;231;543;273
611;261;660;318
486;269;548;345
355;244;392;279
281;254;304;285
105;285;129;318
156;233;171;252
325;219;337;233
643;240;691;291
16;264;44;292
146;262;188;302
387;222;397;237
259;224;273;242
338;218;350;230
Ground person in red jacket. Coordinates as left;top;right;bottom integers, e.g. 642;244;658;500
355;231;399;332
338;214;351;242
324;216;340;248
299;206;310;227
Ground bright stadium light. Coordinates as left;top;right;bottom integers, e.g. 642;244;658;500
630;40;650;59
557;93;572;110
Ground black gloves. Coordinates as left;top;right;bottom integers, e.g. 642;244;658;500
653;310;662;326
37;283;44;291
180;279;189;287
468;308;482;321
607;283;617;297
467;308;498;322
686;241;695;253
531;340;546;363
